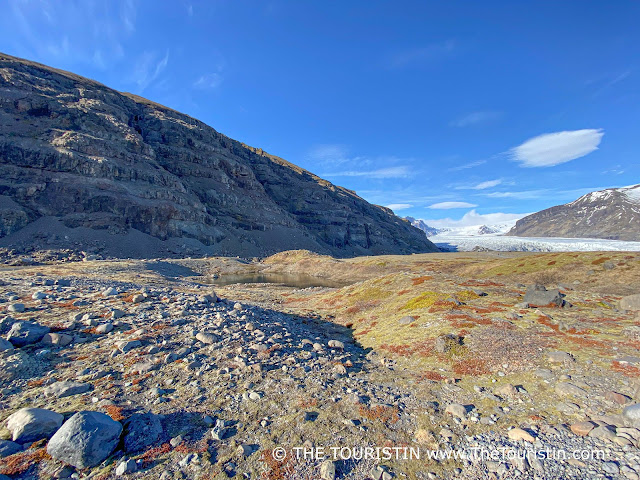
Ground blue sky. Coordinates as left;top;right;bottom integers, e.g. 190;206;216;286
1;1;639;227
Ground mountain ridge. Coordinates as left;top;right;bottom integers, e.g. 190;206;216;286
0;52;437;258
507;184;640;241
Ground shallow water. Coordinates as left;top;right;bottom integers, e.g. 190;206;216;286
203;272;348;289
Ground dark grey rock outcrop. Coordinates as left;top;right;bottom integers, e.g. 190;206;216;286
0;52;437;258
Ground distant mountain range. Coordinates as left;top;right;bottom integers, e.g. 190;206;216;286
405;217;516;238
507;184;640;241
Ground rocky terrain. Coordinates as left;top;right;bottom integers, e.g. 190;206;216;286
0;52;436;258
508;185;640;242
1;250;640;479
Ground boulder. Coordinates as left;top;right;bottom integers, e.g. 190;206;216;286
41;332;73;346
122;413;163;452
523;284;564;307
0;338;14;352
47;411;122;468
435;334;463;354
6;321;50;347
0;439;22;458
620;294;640;311
398;316;415;325
6;407;64;443
44;381;91;398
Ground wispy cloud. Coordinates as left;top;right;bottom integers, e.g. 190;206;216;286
472;179;502;190
120;0;136;33
590;70;632;98
6;0;136;70
387;40;455;68
510;129;604;167
455;179;503;190
447;160;487;172
323;166;411;179
602;165;625;175
429;201;478;209
194;72;223;89
484;189;548;199
132;50;170;93
386;203;413;211
423;210;529;228
449;111;502;127
306;144;352;166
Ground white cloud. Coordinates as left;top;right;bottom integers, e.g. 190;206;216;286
428;201;478;209
472;179;502;190
323;166;410;179
510;129;604;167
387;40;455;68
450;111;502;127
386;203;413;211
423;210;529;228
194;73;223;89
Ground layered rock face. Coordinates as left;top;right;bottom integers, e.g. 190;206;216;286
508;185;640;242
0;53;436;257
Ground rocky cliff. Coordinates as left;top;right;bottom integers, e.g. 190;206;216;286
0;53;437;258
507;184;640;241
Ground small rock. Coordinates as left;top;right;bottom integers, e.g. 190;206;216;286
445;403;468;418
131;294;145;304
116;459;138;475
42;332;73;346
603;461;620;475
508;427;535;443
605;391;632;405
588;425;617;441
547;351;575;363
117;340;141;353
44;381;91;398
195;332;218;344
102;287;118;296
96;323;114;334
320;459;336;480
570;421;596;436
623;404;640;425
555;382;587;397
398;316;415;325
8;303;25;313
328;340;344;349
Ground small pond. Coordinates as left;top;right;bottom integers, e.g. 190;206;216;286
203;272;348;289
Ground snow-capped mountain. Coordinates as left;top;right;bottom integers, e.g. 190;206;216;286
405;217;439;236
508;184;640;241
405;216;518;237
